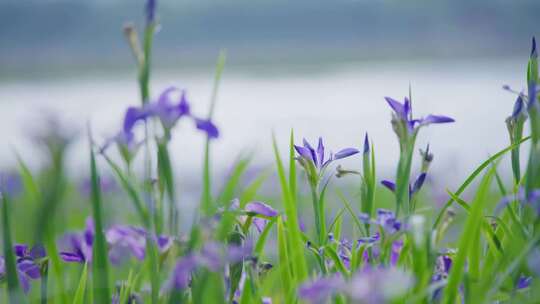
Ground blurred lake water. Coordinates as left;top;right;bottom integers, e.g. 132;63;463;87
0;59;529;189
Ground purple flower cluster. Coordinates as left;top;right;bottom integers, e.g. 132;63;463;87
59;218;172;265
102;87;219;159
0;244;46;293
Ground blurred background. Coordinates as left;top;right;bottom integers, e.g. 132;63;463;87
0;0;538;191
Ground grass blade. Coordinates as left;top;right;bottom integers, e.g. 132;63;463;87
1;193;23;303
433;136;530;230
72;263;88;304
89;139;110;304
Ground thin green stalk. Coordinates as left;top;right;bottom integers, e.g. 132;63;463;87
202;50;226;216
310;185;322;245
40;263;48;304
395;143;414;216
1;193;23;303
89;140;110;304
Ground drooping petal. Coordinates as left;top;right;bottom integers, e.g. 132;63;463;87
195;118;219;139
381;180;396;192
17;260;40;279
420;115;455;126
123;107;147;133
19;272;30;294
334;148;359;160
59;252;84;263
245;201;278;217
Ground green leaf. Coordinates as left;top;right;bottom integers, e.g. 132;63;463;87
15;154;41;204
1;193;23;303
89;143;110;304
202;50;227;215
72;263;88;304
276;217;293;301
433;136;531;230
272;133;308;283
217;155;252;207
254;217;277;257
442;166;495;304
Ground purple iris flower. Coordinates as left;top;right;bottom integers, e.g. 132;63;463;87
60;218;95;263
144;87;191;129
385;96;454;139
106;225;147;264
298;275;345;304
230;200;278;233
120;87;219;139
245;201;278;232
295;138;359;168
381;172;427;199
375;209;401;234
2;244;47;293
0;244;46;293
60;218;174;265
